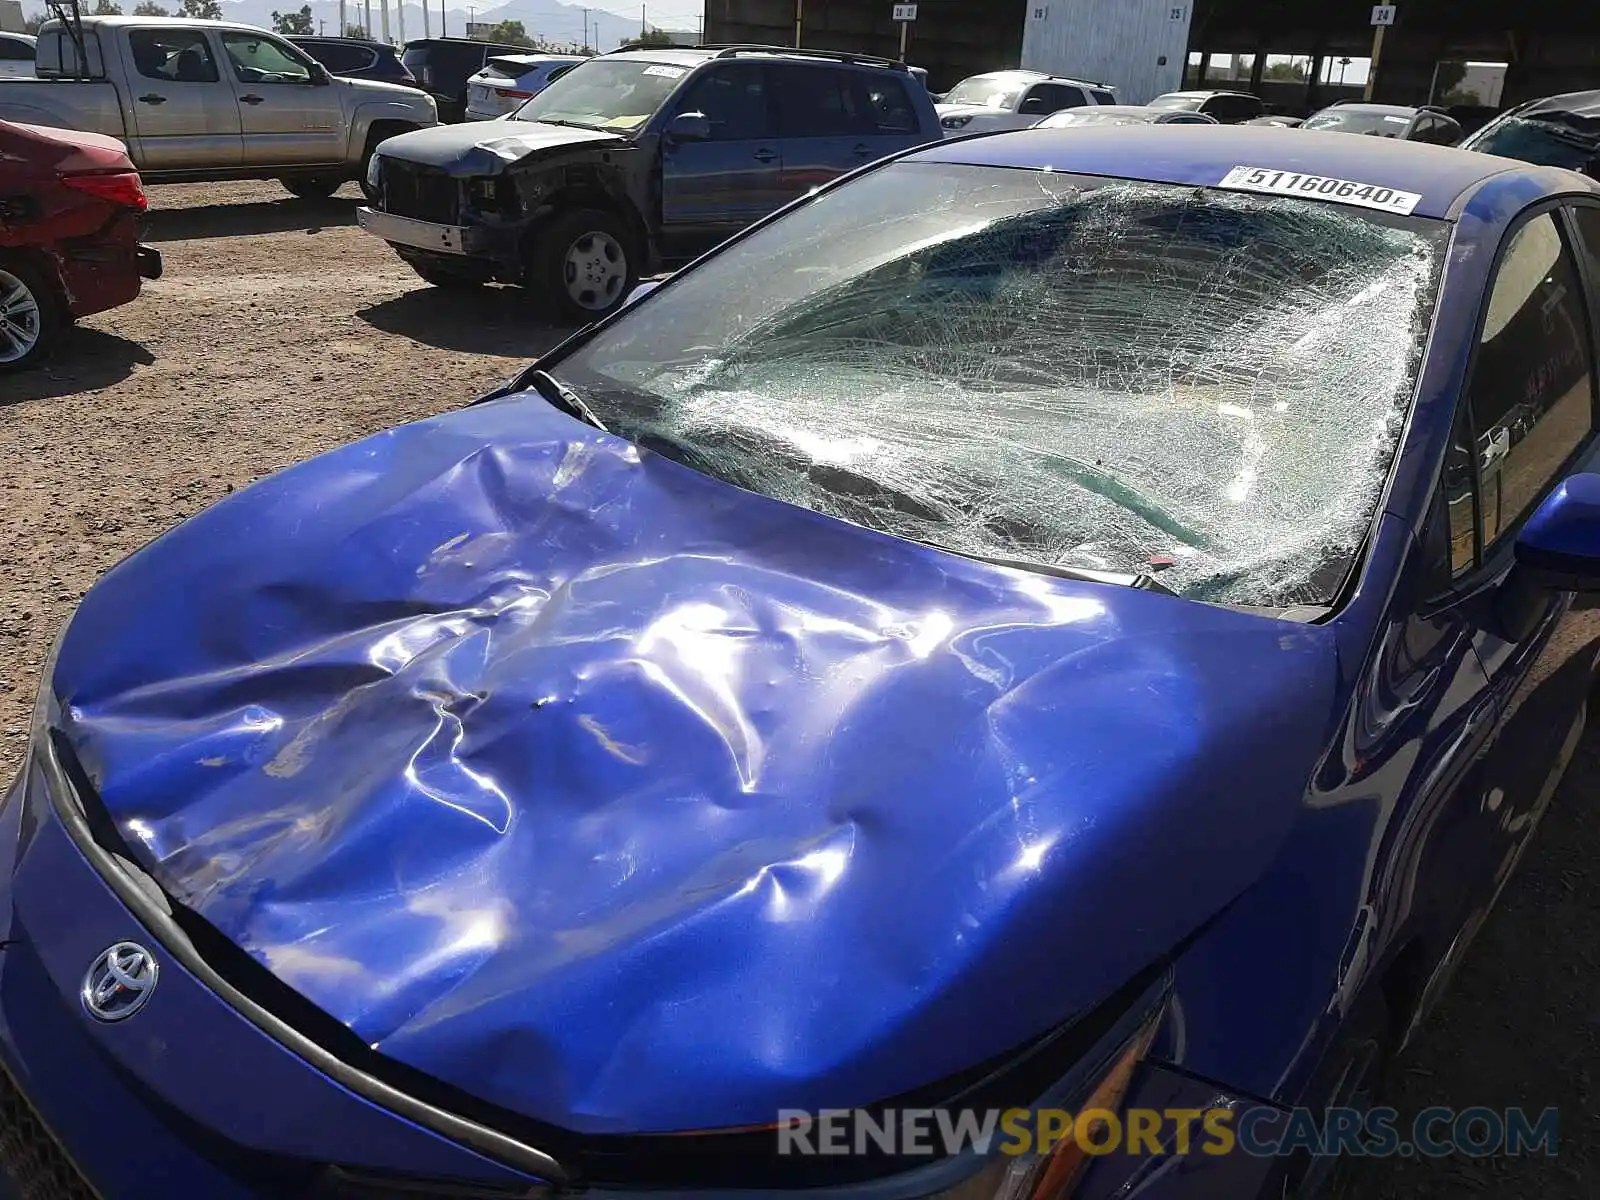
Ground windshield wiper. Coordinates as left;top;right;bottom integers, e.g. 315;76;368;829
927;545;1182;597
524;117;606;130
529;370;608;432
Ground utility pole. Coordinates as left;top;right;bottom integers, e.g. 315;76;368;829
364;0;372;40
380;0;390;44
337;0;344;36
794;0;802;47
397;0;404;45
580;7;587;50
422;0;429;37
640;4;645;38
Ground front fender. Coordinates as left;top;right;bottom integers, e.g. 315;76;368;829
346;98;438;160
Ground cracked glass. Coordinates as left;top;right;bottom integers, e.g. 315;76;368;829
555;162;1450;608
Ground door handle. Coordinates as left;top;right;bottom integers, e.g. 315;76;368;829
752;149;777;163
852;143;873;157
240;94;265;105
138;93;167;105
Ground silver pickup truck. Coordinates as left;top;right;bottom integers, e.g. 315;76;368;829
0;17;436;198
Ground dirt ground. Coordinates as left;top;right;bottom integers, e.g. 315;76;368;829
2;181;1597;1197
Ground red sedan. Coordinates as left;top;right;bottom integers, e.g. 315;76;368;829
0;119;162;372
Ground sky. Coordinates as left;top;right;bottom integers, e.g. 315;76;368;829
589;0;702;34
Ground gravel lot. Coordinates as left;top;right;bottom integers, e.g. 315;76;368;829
1;180;1596;1197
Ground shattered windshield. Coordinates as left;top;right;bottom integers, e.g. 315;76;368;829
552;163;1447;608
1463;113;1600;173
510;57;689;130
942;74;1027;109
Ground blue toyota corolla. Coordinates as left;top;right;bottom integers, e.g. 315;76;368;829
5;125;1600;1199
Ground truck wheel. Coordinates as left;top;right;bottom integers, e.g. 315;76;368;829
527;208;638;323
280;177;342;201
407;261;484;290
0;259;61;374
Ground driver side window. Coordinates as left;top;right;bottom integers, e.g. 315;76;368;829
220;33;312;84
673;64;769;141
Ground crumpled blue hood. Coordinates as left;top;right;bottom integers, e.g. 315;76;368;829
51;394;1337;1134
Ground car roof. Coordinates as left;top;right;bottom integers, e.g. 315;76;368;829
908;124;1597;220
1507;90;1600;119
288;35;391;46
1316;102;1418;116
1063;105;1163;117
1157;90;1256;100
955;67;1106;87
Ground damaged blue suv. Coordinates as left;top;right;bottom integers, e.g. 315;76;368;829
6;125;1600;1199
357;44;942;322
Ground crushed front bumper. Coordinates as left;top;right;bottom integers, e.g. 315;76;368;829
356;206;484;257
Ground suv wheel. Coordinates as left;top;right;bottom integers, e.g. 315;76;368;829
528;208;638;323
0;258;61;374
280;177;342;201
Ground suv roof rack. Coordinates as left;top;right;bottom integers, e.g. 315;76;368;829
694;43;909;71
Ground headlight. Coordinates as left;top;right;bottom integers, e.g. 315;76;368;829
942;115;974;130
927;1007;1160;1200
365;152;383;190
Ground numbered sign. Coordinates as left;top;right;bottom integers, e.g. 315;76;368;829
892;3;918;20
1371;4;1396;25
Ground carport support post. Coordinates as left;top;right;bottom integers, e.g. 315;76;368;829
1364;24;1386;100
795;0;803;47
899;18;908;60
338;0;344;36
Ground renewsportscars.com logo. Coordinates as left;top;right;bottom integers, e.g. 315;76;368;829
775;1105;1560;1160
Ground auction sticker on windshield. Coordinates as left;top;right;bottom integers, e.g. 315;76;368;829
642;64;687;78
1217;166;1423;215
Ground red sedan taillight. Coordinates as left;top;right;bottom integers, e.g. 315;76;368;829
496;88;533;99
61;170;148;211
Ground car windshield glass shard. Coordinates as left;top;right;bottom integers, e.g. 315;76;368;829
553;164;1446;608
510;58;685;129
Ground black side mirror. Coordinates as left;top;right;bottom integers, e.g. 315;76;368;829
1018;97;1048;115
667;112;711;141
309;63;332;85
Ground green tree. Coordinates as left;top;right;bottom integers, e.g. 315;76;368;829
343;22;368;38
619;28;675;50
179;0;223;18
477;20;534;47
91;0;123;13
1261;60;1307;83
271;4;314;34
132;1;171;13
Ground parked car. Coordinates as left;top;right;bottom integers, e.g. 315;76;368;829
1035;103;1217;127
936;68;1116;134
1245;114;1303;128
1148;89;1265;123
0;118;160;371
0;30;34;78
1459;90;1600;180
0;17;436;199
287;34;418;88
360;45;942;320
401;35;533;122
1302;101;1462;145
463;52;583;121
9;122;1600;1200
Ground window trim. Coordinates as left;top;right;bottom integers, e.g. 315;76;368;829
1449;199;1600;586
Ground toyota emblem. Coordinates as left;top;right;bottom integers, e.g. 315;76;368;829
81;942;159;1022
